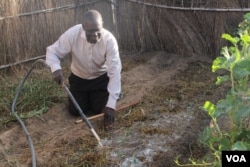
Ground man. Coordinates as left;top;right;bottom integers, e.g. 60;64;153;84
46;10;121;130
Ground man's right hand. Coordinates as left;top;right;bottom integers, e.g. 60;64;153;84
103;107;115;131
53;69;64;86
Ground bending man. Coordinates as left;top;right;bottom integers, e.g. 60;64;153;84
46;10;121;130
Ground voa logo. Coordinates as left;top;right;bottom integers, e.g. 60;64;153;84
226;155;247;163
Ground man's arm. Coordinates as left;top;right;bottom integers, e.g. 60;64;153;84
105;35;122;109
46;31;72;73
46;29;73;86
103;34;121;130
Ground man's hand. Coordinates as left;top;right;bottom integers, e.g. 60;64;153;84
53;69;64;86
103;107;115;131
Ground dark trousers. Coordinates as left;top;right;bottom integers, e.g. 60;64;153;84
68;73;109;117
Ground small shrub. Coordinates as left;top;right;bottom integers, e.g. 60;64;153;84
176;13;250;167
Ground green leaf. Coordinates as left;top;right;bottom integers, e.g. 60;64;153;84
229;46;241;61
237;77;249;91
238;106;250;119
243;13;250;23
246;45;250;57
212;56;227;72
199;127;213;143
233;59;250;79
200;126;222;145
237;129;250;141
202;101;215;117
233;105;250;124
221;47;231;59
231;141;250;151
213;46;239;72
214;95;237;117
216;75;230;85
219;138;231;150
222;33;238;45
241;34;250;44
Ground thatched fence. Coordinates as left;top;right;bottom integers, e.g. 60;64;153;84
0;0;249;68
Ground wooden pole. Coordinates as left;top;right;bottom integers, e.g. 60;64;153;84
0;0;102;21
127;0;250;12
75;99;143;124
0;55;45;70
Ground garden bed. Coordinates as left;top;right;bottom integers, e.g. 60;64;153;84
0;51;229;166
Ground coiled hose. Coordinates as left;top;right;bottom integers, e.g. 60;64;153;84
11;59;47;167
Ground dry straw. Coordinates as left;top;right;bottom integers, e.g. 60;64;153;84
0;0;249;68
117;0;247;57
0;0;114;67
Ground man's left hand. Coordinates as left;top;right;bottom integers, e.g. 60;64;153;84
103;107;115;131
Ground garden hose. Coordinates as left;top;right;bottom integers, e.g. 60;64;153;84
11;59;46;167
63;84;103;147
11;59;103;167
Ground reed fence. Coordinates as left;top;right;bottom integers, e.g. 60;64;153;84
0;0;249;68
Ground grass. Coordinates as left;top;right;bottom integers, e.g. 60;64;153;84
0;60;110;166
0;69;65;126
118;107;148;127
33;135;108;167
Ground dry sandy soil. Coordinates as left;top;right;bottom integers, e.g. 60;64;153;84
0;52;229;167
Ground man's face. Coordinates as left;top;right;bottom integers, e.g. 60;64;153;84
83;22;102;44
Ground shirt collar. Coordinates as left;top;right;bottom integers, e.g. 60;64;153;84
80;25;86;40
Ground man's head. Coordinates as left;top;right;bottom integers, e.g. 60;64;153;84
82;10;103;44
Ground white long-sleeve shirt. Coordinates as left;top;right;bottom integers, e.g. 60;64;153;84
46;24;121;109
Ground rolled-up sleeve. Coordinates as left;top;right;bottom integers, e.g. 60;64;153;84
105;36;122;109
46;31;72;72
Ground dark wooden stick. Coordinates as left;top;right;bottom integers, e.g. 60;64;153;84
0;55;45;70
75;99;143;124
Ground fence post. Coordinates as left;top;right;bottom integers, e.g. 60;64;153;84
111;0;119;39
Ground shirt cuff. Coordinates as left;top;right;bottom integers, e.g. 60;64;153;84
106;95;117;109
50;64;62;73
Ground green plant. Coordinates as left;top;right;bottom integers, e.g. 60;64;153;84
0;75;64;126
176;13;250;166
